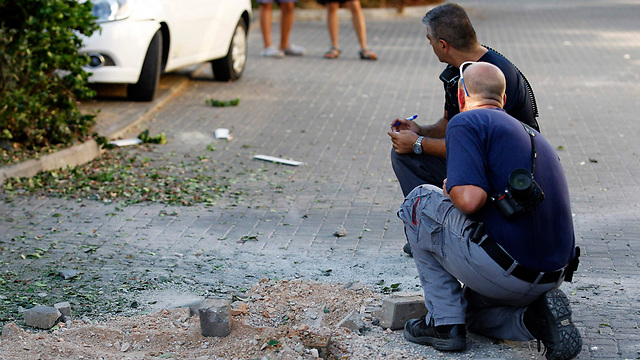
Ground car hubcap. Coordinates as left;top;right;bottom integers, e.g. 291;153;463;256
231;25;247;74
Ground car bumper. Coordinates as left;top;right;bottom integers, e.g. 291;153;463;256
80;20;160;84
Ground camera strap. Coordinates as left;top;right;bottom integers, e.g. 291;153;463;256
521;122;537;177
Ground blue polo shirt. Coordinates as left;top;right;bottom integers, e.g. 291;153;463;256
445;108;574;271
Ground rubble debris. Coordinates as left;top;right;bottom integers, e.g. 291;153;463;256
198;298;232;337
253;154;303;166
23;305;61;329
374;292;427;330
214;128;230;139
54;302;72;323
333;226;347;237
107;138;143;147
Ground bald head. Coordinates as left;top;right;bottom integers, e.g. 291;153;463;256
459;62;506;109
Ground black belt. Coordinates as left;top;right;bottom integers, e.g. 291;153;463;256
470;223;564;284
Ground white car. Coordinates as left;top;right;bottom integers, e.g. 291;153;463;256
80;0;251;101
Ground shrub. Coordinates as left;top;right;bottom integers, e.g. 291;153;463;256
0;0;99;149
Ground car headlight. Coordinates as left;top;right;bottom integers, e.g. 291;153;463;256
91;0;135;23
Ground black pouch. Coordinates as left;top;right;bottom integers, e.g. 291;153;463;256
439;65;460;116
563;246;580;282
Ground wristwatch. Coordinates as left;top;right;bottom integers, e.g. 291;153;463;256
413;136;424;154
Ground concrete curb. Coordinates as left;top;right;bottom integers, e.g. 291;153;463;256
0;139;100;184
0;76;189;186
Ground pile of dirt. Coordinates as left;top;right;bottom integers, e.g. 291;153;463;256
0;280;428;360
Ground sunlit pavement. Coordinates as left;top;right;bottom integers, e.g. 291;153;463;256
3;0;640;358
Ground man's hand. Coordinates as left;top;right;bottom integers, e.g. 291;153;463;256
390;117;420;133
388;130;419;154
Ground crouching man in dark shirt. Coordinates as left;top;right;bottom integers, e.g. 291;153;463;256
397;62;581;360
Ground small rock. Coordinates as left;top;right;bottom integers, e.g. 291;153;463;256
23;305;61;329
54;302;72;322
333;226;347;237
120;342;130;352
1;322;20;339
337;311;366;334
59;269;79;280
344;282;364;291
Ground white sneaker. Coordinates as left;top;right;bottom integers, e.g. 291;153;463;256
260;46;284;58
283;44;306;56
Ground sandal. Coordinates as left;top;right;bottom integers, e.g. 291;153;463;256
324;47;341;59
359;48;378;61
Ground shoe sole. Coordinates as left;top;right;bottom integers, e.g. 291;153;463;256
403;242;413;257
403;325;466;351
540;288;582;360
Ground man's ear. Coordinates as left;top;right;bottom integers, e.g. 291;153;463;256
438;38;448;51
458;87;466;112
502;93;507;107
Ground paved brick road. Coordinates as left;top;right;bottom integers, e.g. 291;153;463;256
2;0;640;358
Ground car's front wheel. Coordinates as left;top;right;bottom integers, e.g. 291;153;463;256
127;30;162;101
211;18;247;81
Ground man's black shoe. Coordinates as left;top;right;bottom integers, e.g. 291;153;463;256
524;288;582;360
403;242;413;257
403;316;466;351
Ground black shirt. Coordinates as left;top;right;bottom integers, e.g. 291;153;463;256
440;48;539;131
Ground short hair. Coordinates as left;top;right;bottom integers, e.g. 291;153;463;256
421;4;478;51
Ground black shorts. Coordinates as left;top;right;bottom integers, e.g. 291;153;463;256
317;0;354;4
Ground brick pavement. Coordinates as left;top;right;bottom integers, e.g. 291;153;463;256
2;0;640;358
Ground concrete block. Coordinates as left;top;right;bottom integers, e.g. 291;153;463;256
23;305;61;329
54;302;72;322
198;299;231;337
375;292;427;330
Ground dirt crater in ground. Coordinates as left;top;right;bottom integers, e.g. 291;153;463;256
0;280;432;360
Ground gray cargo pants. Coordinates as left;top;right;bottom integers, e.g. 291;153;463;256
397;184;562;340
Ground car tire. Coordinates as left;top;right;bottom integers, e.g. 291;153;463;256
127;30;162;102
211;18;247;81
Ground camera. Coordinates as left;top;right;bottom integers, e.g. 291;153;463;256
492;169;545;221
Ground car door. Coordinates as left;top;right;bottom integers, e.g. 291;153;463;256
162;0;225;70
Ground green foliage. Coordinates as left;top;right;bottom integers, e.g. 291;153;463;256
206;98;240;107
138;129;167;144
0;0;100;149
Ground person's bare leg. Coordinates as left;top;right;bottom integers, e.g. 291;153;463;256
279;2;294;50
259;3;273;48
327;2;340;49
347;0;367;50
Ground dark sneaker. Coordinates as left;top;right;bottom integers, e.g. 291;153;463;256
403;242;413;257
524;288;582;360
404;316;466;351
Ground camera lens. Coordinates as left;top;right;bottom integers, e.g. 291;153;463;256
509;169;533;192
508;168;535;203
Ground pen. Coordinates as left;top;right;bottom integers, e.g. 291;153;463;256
393;114;418;127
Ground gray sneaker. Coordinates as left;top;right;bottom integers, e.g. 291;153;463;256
283;44;305;56
524;288;582;360
260;46;284;58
